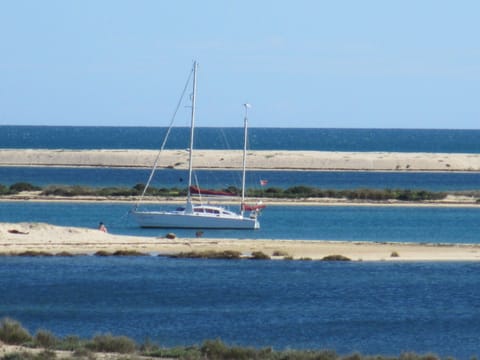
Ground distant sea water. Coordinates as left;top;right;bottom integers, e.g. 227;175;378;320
1;125;480;152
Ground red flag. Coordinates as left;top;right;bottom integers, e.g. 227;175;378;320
260;179;268;186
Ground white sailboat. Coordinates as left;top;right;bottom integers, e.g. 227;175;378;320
131;62;263;229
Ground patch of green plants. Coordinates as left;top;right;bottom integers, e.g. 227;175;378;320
112;250;147;256
0;318;32;345
0;318;451;360
16;251;54;257
272;250;290;257
33;330;57;349
250;251;271;260
322;255;351;261
169;250;242;260
0;181;453;202
85;333;137;354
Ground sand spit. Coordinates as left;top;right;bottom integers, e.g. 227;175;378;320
1;149;480;171
1;222;480;262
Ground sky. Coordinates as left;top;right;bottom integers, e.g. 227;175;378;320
1;0;479;128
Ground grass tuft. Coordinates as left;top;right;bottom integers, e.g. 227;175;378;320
0;318;32;345
85;333;137;354
34;330;57;349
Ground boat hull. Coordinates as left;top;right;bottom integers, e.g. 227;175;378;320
131;210;260;230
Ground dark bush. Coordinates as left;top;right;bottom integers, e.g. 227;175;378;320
0;184;9;195
322;255;351;261
0;318;32;345
85;333;136;354
250;251;271;260
94;250;111;257
170;250;242;260
9;182;41;193
34;329;57;349
112;250;147;256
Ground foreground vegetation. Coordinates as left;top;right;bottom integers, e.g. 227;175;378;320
0;318;457;360
0;182;466;202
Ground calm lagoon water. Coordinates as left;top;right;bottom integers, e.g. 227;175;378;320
2;166;480;191
1;201;480;244
1;256;479;359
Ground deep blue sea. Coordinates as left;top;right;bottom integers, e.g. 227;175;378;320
2;126;480;358
1;125;480;153
1;257;480;359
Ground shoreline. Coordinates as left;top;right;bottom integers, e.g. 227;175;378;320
2;149;480;171
2;222;480;262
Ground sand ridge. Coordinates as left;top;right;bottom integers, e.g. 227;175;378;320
2;222;480;262
1;149;480;171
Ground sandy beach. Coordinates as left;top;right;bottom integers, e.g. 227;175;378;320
1;222;480;262
2;149;480;171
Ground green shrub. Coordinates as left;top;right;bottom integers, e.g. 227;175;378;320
17;251;54;257
0;318;32;345
94;251;111;257
201;339;257;360
322;255;351;261
0;184;10;195
85;333;137;354
56;335;84;351
250;251;271;260
9;182;41;193
170;250;242;260
112;250;147;256
34;330;57;349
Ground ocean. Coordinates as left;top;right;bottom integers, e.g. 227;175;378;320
2;126;480;152
1;126;480;358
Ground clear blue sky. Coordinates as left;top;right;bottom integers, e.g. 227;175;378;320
1;1;479;128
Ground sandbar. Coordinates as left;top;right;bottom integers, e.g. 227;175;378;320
1;222;480;262
1;149;480;171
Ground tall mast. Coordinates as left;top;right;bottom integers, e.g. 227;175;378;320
241;103;250;214
186;61;198;207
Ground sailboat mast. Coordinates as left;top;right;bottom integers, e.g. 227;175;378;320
187;61;198;203
241;103;250;214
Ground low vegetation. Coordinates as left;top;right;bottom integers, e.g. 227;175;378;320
0;318;450;360
0;182;454;202
322;255;352;261
168;250;242;260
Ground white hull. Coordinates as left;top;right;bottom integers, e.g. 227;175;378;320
132;62;263;231
131;210;259;229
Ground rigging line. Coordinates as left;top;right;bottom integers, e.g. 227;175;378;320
134;66;194;210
